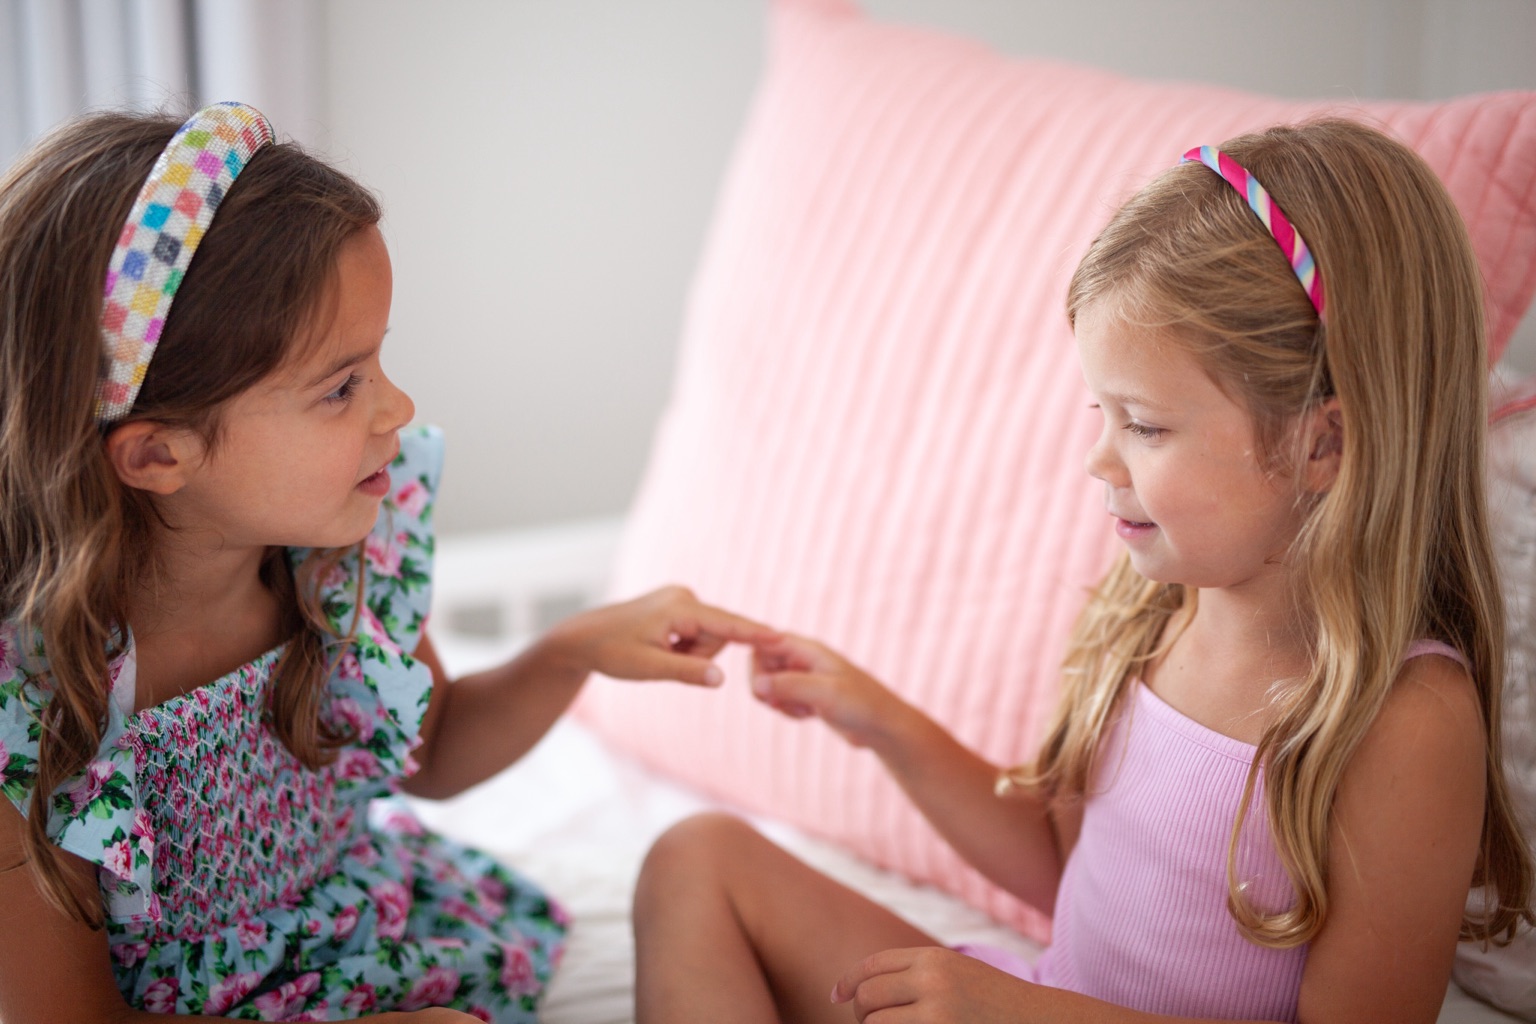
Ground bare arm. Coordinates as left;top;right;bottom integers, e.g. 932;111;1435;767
750;635;1071;914
1296;653;1487;1023
0;800;230;1024
403;586;779;799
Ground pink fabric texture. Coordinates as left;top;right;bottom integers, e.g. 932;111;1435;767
575;0;1536;940
1029;684;1305;1020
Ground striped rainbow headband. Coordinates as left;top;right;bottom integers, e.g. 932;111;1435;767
1181;145;1325;318
96;101;275;423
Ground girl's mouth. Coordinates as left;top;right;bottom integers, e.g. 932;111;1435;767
357;465;391;497
1115;517;1156;539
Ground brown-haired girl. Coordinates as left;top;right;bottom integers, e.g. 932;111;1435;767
634;118;1534;1023
0;104;774;1022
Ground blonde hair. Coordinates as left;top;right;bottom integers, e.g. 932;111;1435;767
1014;118;1533;947
0;111;381;924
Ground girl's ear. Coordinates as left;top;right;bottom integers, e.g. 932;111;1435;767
103;421;200;495
1300;398;1344;494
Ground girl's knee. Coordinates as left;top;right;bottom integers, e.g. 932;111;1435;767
635;812;760;911
642;812;756;877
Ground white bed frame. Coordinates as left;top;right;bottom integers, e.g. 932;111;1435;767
421;522;1518;1024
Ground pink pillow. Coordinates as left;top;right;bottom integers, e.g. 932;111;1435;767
575;0;1536;940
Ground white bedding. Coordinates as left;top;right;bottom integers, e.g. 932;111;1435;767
423;543;1518;1024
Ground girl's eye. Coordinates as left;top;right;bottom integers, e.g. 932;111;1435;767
325;372;364;404
1124;420;1165;440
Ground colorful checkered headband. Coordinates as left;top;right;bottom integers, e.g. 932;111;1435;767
1181;145;1325;318
96;101;275;423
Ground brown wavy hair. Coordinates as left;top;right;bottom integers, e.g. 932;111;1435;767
0;109;381;924
1010;118;1533;947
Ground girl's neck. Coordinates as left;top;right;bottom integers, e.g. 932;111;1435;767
1147;583;1311;745
126;528;292;712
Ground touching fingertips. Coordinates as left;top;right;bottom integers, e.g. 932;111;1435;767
751;673;771;697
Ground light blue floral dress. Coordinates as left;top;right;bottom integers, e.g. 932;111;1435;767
0;426;567;1021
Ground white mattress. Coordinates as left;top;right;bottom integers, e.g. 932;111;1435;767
413;633;1514;1024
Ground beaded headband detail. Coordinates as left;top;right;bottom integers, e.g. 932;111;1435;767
1181;145;1325;317
96;101;275;423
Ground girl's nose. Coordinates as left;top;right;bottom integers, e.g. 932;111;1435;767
1084;428;1123;487
375;370;415;434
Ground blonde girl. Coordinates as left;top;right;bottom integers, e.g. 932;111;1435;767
633;117;1534;1023
0;105;773;1022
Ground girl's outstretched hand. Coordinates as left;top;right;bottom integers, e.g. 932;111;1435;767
831;946;1037;1023
543;585;779;687
749;634;912;749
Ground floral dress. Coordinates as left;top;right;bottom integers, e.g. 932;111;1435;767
0;426;566;1021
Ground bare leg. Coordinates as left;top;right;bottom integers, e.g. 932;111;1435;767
633;812;938;1024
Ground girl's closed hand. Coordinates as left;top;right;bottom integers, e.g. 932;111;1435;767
749;634;909;748
545;585;779;687
832;946;1038;1023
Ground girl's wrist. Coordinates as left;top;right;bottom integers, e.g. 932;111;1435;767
865;693;937;766
518;621;595;689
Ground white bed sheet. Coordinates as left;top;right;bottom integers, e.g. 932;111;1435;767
419;637;1517;1024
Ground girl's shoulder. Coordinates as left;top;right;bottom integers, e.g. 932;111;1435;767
1390;640;1480;738
1345;643;1483;805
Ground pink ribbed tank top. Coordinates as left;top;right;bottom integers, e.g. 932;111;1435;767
965;640;1465;1021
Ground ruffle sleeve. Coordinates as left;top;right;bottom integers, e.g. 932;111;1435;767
0;625;161;923
291;424;444;798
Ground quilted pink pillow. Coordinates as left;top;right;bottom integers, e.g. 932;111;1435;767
576;0;1536;939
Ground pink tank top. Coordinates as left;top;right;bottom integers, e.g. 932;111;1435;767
965;640;1465;1021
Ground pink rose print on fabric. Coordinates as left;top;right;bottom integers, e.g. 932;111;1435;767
358;605;402;655
329;697;375;743
66;759;115;816
370;879;412;941
251;972;321;1020
142;976;179;1013
399;965;461;1010
341;984;378;1013
500;943;541;997
469;1008;494;1022
0;735;9;784
111;940;149;968
337;650;363;682
348;836;381;868
475;875;509;907
103;838;133;881
442;896;488;928
364;531;407;578
382;808;426;837
394;479;429;518
320;561;349;591
334;904;360;941
335;747;380;782
237;918;268;951
204;971;261;1014
130;809;155;859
